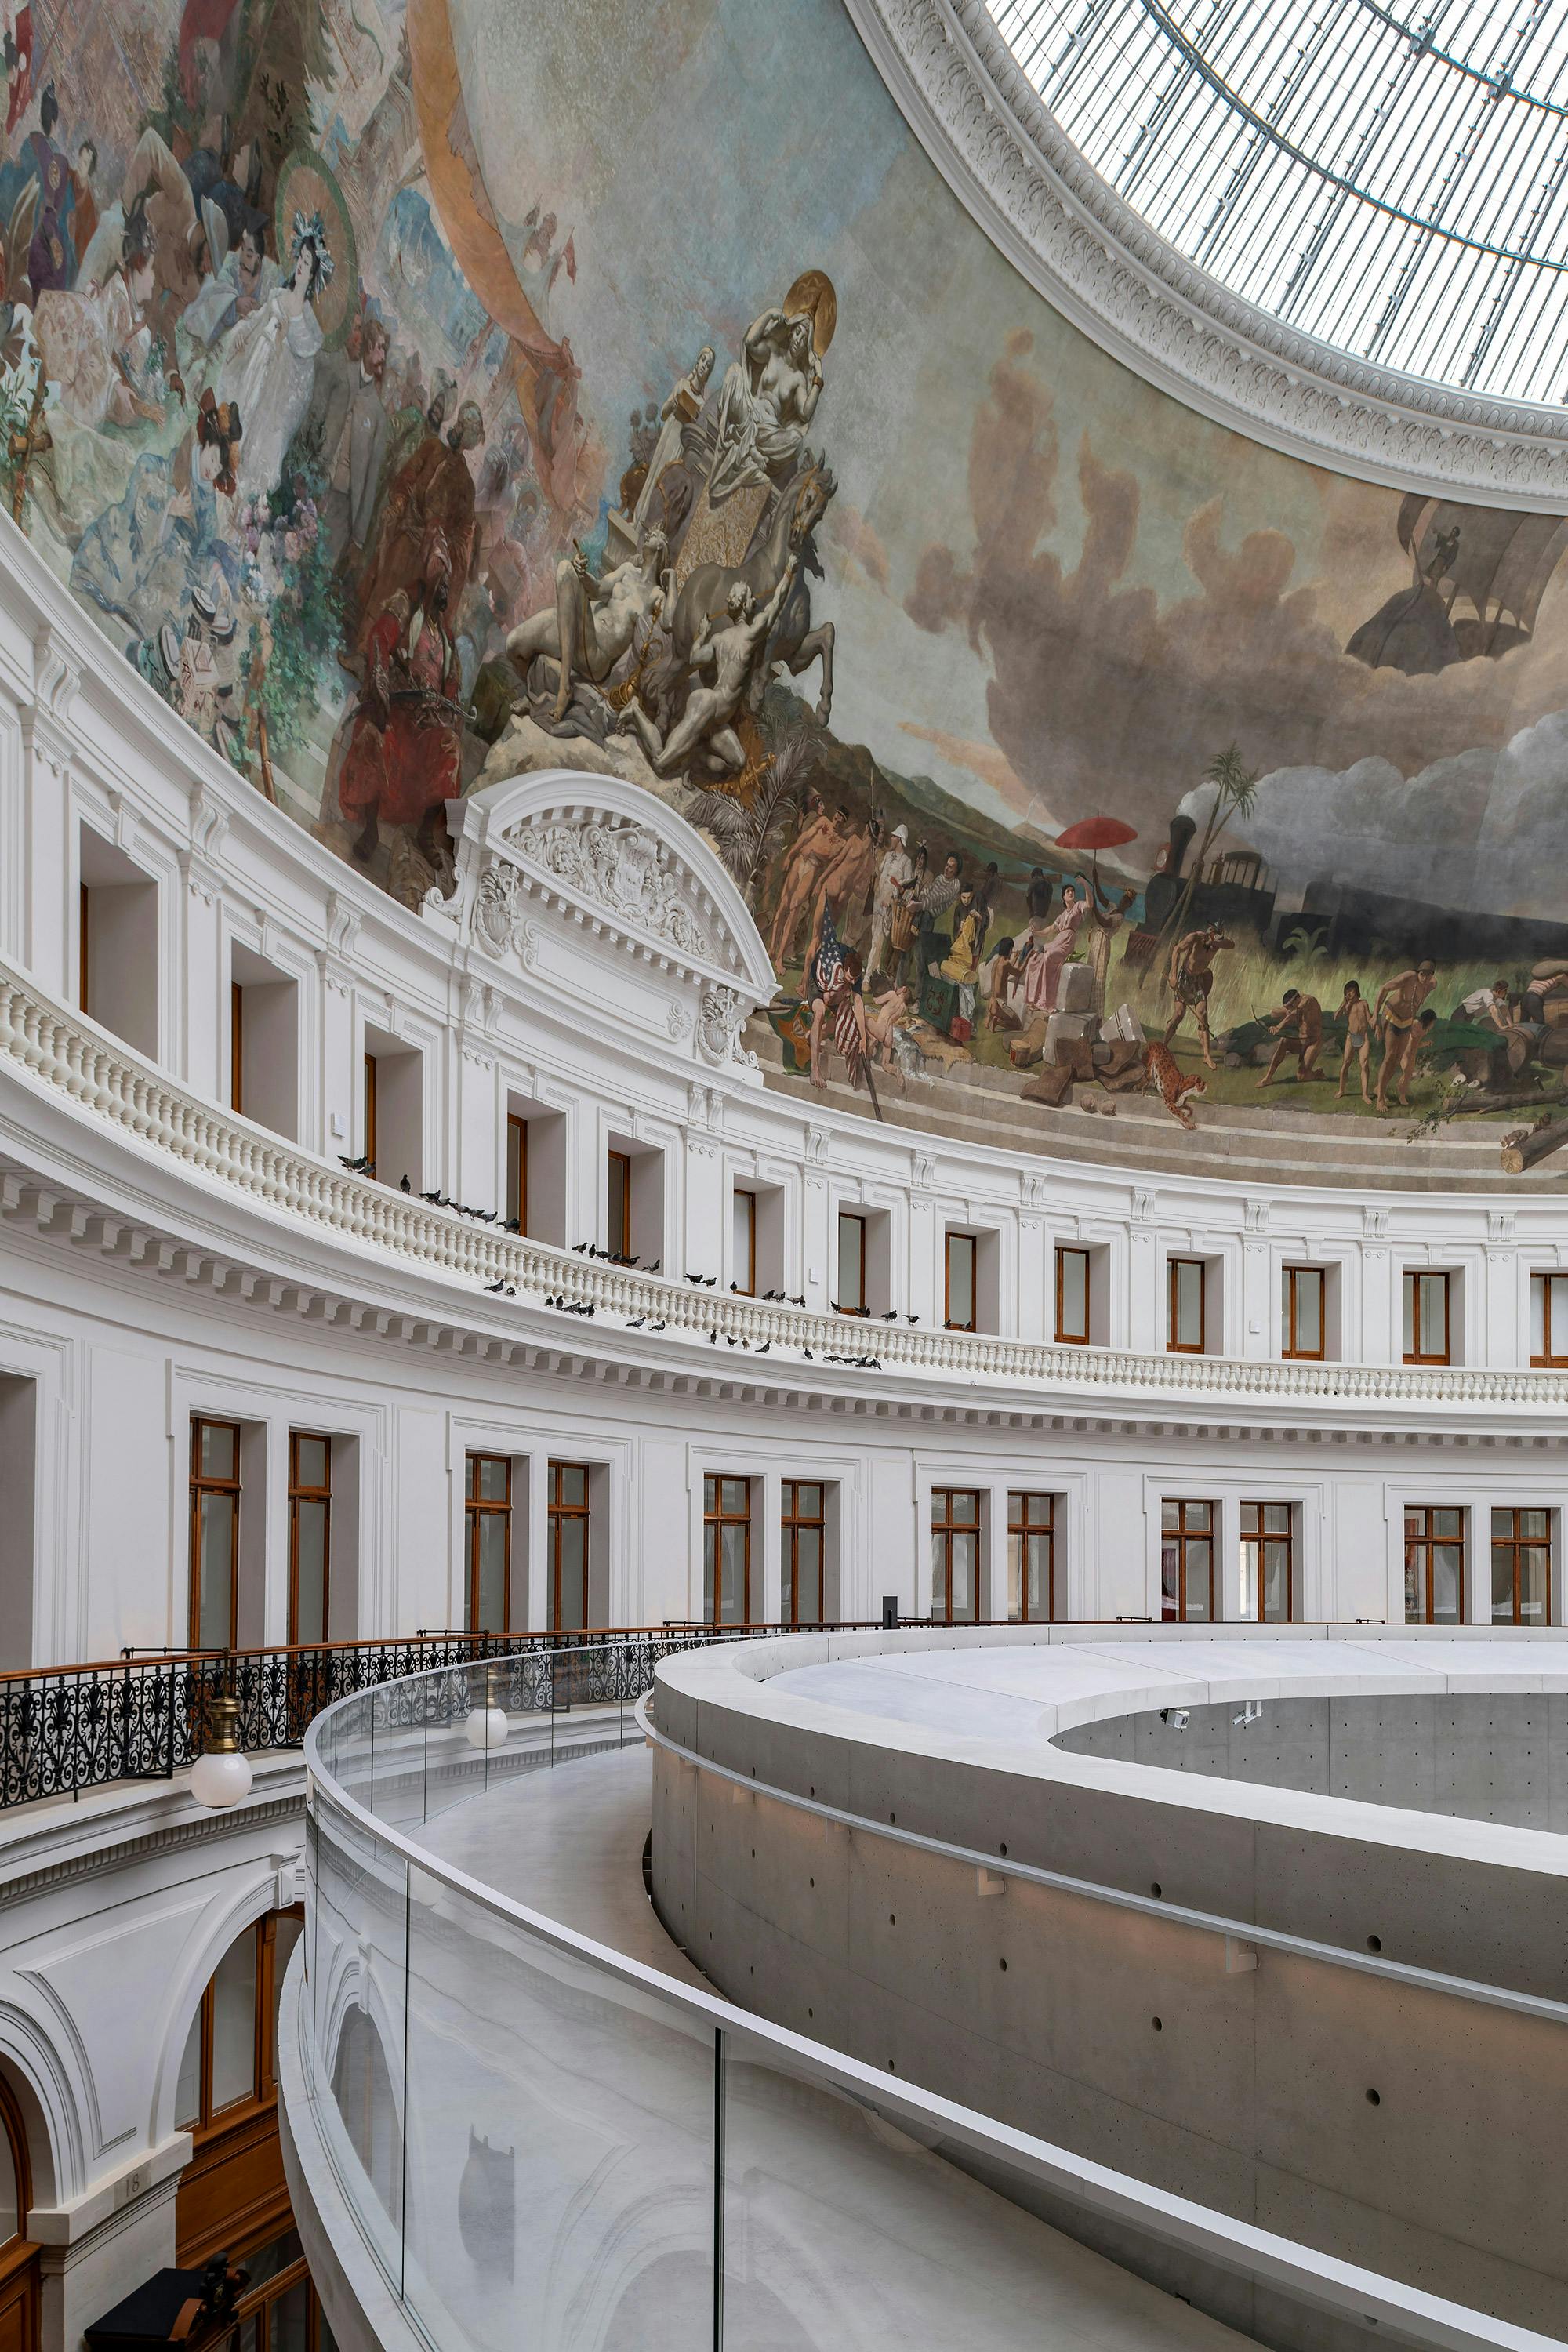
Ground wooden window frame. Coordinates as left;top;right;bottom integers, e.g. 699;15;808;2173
463;1453;512;1635
1490;1505;1552;1627
607;1149;633;1259
1281;1265;1326;1361
547;1460;590;1631
212;2239;328;2352
944;1231;978;1333
781;1479;826;1628
286;1433;332;1648
930;1487;982;1624
1161;1497;1214;1622
1055;1246;1091;1346
506;1113;529;1233
230;981;245;1117
1403;1269;1452;1366
362;1051;378;1175
704;1475;753;1627
0;2071;38;2352
180;1910;302;2141
837;1209;867;1315
734;1188;757;1297
1403;1504;1466;1624
1007;1490;1057;1622
1167;1257;1207;1355
1240;1500;1294;1622
189;1418;241;1653
1530;1271;1568;1367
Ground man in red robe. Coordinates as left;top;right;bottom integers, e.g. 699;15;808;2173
354;399;483;655
339;535;465;867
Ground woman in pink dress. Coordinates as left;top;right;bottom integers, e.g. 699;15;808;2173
1022;883;1086;1017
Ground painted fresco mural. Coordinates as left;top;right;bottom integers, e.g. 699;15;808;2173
7;0;1568;1174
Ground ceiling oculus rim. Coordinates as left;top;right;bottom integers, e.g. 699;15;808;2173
988;0;1568;407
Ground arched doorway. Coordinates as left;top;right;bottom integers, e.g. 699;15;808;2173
0;2076;39;2352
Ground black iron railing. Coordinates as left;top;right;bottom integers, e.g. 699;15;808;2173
0;1624;883;1814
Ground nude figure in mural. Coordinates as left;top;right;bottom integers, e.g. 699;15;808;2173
1162;924;1234;1068
768;802;849;971
1374;962;1437;1110
619;560;795;779
707;309;824;506
505;528;669;721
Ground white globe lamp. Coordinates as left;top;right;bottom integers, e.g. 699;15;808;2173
191;1693;253;1810
464;1671;510;1751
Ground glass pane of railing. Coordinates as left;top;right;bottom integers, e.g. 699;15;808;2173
401;1857;717;2352
310;1790;408;2295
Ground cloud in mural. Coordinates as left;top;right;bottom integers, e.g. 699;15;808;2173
904;331;1565;872
1228;710;1568;924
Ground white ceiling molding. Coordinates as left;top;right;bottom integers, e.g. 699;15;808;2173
844;0;1568;510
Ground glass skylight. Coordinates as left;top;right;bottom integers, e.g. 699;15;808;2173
988;0;1568;404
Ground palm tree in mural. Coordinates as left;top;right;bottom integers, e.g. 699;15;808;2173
1157;741;1261;953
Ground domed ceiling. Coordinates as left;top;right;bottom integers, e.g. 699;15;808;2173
8;0;1568;1180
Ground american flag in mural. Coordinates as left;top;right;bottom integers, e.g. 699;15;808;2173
810;910;865;1085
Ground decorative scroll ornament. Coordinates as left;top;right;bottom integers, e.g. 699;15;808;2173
474;859;522;956
695;982;759;1071
503;818;713;960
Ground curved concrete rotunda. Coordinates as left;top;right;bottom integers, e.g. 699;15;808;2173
0;3;1566;2352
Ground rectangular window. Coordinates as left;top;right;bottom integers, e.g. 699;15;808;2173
1168;1258;1207;1353
548;1461;590;1632
945;1232;977;1332
288;1433;331;1646
506;1115;528;1232
704;1476;752;1627
190;1418;241;1650
837;1210;866;1314
230;981;245;1117
1281;1266;1325;1360
361;1051;378;1174
463;1453;511;1635
733;1189;757;1297
1161;1498;1214;1622
607;1150;632;1259
1239;1501;1294;1622
1404;1505;1465;1624
1007;1490;1056;1621
1530;1272;1568;1367
1403;1270;1451;1365
175;1908;303;2139
782;1480;825;1628
1055;1247;1090;1345
1491;1505;1550;1626
931;1488;981;1624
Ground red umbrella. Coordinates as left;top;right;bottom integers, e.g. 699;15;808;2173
1054;815;1138;887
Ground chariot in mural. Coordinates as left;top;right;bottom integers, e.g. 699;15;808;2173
8;0;1568;1181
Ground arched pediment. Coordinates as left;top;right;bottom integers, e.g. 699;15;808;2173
448;772;777;1005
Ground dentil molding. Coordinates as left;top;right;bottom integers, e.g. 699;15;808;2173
845;0;1568;507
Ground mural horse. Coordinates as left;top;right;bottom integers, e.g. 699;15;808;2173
663;457;837;730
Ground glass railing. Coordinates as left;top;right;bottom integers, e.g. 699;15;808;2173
296;1654;1552;2352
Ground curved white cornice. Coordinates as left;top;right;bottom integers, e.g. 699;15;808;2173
845;0;1568;509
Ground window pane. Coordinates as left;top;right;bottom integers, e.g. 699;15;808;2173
475;1457;509;1503
269;2277;310;2352
1161;1499;1181;1533
1402;1273;1415;1356
1261;1541;1290;1623
210;1931;258;2111
946;1531;978;1622
199;1422;237;1480
293;1436;328;1490
947;1235;975;1328
1185;1500;1212;1531
1295;1270;1323;1355
195;1492;235;1650
1531;1275;1546;1359
1263;1504;1290;1535
1519;1547;1549;1623
270;1915;303;2078
705;1476;718;1516
1058;1248;1088;1341
795;1483;822;1519
0;2112;15;2242
720;1478;748;1516
950;1491;979;1526
704;1523;717;1623
292;1497;328;1646
720;1523;749;1625
1025;1531;1051;1619
242;2230;303;2292
1432;1543;1463;1624
733;1192;753;1290
837;1213;863;1308
1522;1508;1550;1541
607;1154;628;1249
465;1454;477;1501
554;1517;587;1630
1160;1537;1180;1621
175;2005;202;2130
791;1528;823;1625
1182;1539;1213;1622
1435;1508;1465;1541
474;1512;508;1633
555;1463;587;1508
506;1116;527;1230
1171;1261;1203;1348
1551;1276;1568;1358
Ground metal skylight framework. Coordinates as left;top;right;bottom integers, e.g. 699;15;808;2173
987;0;1568;403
